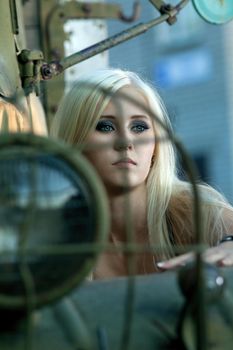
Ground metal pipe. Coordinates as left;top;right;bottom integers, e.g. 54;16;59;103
41;0;189;79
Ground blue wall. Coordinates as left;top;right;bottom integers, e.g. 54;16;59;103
107;1;233;202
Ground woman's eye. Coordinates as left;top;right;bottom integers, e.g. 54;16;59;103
96;121;115;132
131;122;149;133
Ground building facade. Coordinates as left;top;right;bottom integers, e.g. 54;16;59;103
107;0;233;203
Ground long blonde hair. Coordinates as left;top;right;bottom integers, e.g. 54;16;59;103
0;94;48;135
50;68;233;260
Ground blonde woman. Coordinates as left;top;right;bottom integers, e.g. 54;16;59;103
50;68;233;279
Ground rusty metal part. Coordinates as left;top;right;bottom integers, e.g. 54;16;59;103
119;1;141;23
41;61;63;80
149;0;190;25
18;49;44;95
38;0;141;123
46;1;140;23
43;1;141;60
41;0;189;80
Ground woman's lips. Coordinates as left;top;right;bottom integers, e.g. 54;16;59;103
112;158;137;167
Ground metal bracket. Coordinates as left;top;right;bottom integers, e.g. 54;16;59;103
38;0;140;122
41;0;189;82
41;0;140;62
18;49;44;96
47;1;140;22
149;0;189;25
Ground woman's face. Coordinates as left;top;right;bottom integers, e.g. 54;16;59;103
84;86;156;194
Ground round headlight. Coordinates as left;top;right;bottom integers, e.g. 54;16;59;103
0;133;109;309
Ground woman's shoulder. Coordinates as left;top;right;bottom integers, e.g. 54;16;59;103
172;180;231;206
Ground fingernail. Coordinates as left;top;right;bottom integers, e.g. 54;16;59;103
157;262;165;268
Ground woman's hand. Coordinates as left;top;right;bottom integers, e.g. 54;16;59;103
157;241;233;271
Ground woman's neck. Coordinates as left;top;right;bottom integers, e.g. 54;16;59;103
108;184;148;242
93;184;157;279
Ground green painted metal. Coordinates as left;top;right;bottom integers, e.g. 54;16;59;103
0;0;42;128
39;1;190;83
0;133;109;309
38;0;140;126
0;267;233;349
0;1;23;100
0;2;233;349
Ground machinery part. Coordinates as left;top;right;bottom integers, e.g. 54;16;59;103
41;0;188;80
192;0;233;24
149;0;189;25
18;49;44;96
39;0;140;122
177;262;233;350
178;262;225;303
0;133;109;311
1;268;233;349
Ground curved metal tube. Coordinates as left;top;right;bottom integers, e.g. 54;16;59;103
40;0;189;80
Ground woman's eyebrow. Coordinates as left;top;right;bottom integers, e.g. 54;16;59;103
130;115;150;120
100;114;150;120
99;115;116;119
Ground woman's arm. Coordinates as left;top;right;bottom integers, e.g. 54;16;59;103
157;207;233;270
157;239;233;270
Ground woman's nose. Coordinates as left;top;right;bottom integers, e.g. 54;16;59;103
114;137;133;151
